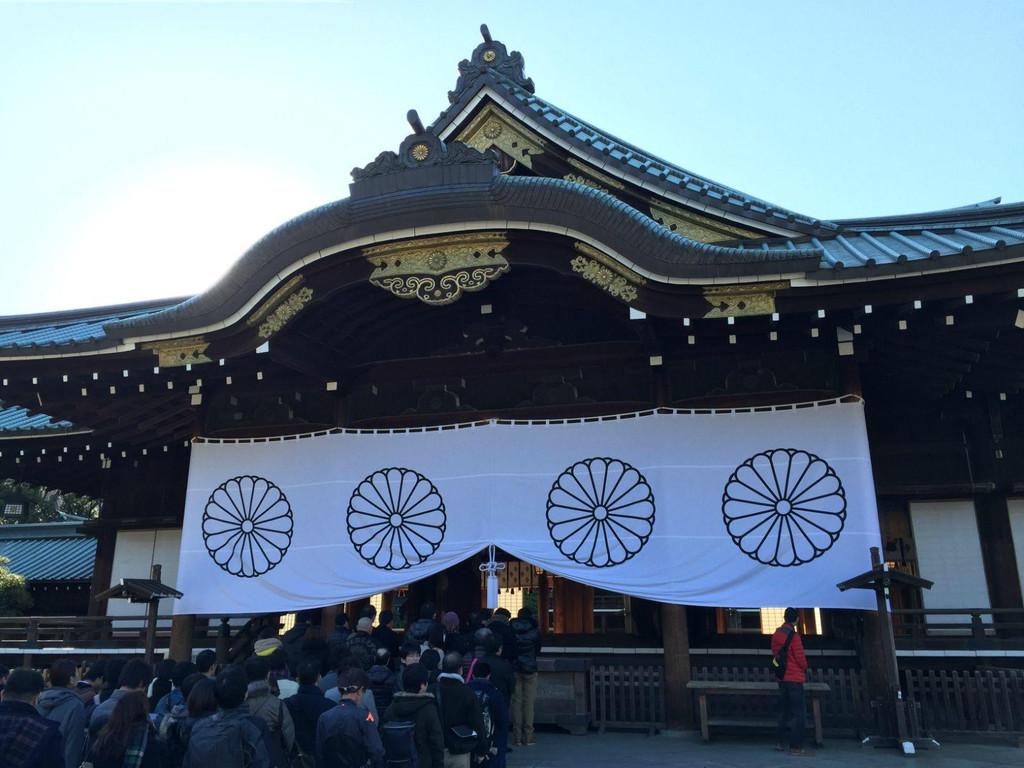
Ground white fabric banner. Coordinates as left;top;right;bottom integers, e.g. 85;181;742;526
174;401;880;615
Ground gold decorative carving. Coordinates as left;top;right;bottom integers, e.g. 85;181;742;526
650;200;759;243
565;158;625;191
411;143;430;161
146;338;212;368
563;173;610;194
569;244;642;304
573;242;646;284
456;105;545;168
482;49;497;62
702;281;790;318
365;232;510;306
256;288;314;339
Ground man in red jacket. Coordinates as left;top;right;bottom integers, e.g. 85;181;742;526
771;607;808;754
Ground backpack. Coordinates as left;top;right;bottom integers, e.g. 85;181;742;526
381;719;419;768
471;687;494;746
770;627;795;681
186;714;257;768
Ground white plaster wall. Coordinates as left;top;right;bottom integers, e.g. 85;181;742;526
107;528;182;619
910;500;990;624
1008;499;1024;599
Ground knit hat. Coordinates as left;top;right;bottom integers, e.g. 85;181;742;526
254;637;283;657
443;612;460;632
356;617;373;633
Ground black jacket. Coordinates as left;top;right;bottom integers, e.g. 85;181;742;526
382;693;444;768
367;665;395;714
286;684;335;756
315;699;384;768
371;625;400;658
508;618;542;674
435;676;487;755
486;619;517;662
480;654;515;702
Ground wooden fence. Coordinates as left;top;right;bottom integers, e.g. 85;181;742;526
904;668;1024;733
692;666;871;734
589;664;665;734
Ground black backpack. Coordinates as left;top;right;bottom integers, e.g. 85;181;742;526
770;627;795;680
471;687;494;746
381;719;419;768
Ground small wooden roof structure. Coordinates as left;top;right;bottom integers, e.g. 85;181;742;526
837;564;934;593
96;578;183;604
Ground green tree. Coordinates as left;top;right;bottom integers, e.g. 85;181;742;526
0;479;99;524
0;554;32;616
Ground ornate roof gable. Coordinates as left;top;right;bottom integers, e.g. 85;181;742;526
448;24;535;105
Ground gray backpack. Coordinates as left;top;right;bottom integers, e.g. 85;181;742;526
186;714;257;768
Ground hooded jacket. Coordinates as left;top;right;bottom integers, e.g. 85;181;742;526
382;693;444;768
508;618;541;674
35;689;85;768
367;664;395;713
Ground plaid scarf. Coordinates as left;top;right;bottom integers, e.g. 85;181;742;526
122;724;150;768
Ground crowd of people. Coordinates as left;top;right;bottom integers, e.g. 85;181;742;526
0;602;543;768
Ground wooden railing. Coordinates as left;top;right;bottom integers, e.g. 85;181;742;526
904;668;1024;733
589;664;664;734
892;608;1024;647
0;615;227;652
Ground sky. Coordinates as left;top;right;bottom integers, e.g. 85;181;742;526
1;1;1022;316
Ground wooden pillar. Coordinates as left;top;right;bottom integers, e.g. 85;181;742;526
89;527;117;616
169;613;196;661
381;591;395;613
537;573;550;634
216;618;231;663
144;564;161;665
976;494;1024;611
661;603;693;729
321;604;342;639
552;578;593;633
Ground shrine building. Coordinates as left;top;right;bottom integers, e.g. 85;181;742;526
1;25;1023;733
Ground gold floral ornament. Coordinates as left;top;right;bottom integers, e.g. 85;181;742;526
570;255;640;303
410;143;430;162
482;49;497;62
365;233;510;306
257;287;314;339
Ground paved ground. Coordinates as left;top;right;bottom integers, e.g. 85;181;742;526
506;731;1023;767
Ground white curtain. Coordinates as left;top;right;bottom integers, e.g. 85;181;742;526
174;401;880;615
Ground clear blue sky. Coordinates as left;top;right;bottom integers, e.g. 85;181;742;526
1;1;1022;316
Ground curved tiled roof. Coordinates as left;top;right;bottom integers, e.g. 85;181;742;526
0;403;75;434
433;28;834;236
0;298;183;352
0;523;96;581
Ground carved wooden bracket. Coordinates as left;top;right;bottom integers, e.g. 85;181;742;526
702;281;790;318
365;232;510;306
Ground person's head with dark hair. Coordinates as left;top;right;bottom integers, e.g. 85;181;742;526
195;649;217;677
493;607;511;622
155;659;175;681
427;625;445;650
419;602;436;621
378;610;394;628
214;666;248;710
335;613;350;629
399;642;421;666
338;667;370;703
172;661;198;689
104;658;127;694
784;607;800;625
420;649;440;673
93;690;149;760
359;603;377;621
267;648;289;675
472;661;491;680
49;659;78;689
374;647;391;669
473;627;496;654
186;677;217;719
297;660;320;687
244;655;270;684
2;668;44;704
517;606;533;620
84;659;106;683
479;608;493;623
401;663;428;694
117;659;153;691
441;652;463;674
149;658;175;707
179;672;204;702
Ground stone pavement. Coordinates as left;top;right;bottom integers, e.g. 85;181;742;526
506;731;1022;767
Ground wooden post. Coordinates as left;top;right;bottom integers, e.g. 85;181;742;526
661;603;693;730
870;546;909;741
321;604;341;639
169;613;196;661
89;527;117;616
538;572;550;634
144;564;161;665
216;618;231;664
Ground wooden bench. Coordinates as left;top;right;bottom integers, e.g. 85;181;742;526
686;680;830;746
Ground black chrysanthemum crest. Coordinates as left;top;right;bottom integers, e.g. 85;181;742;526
722;448;847;567
203;475;294;578
546;457;655;568
347;467;446;571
